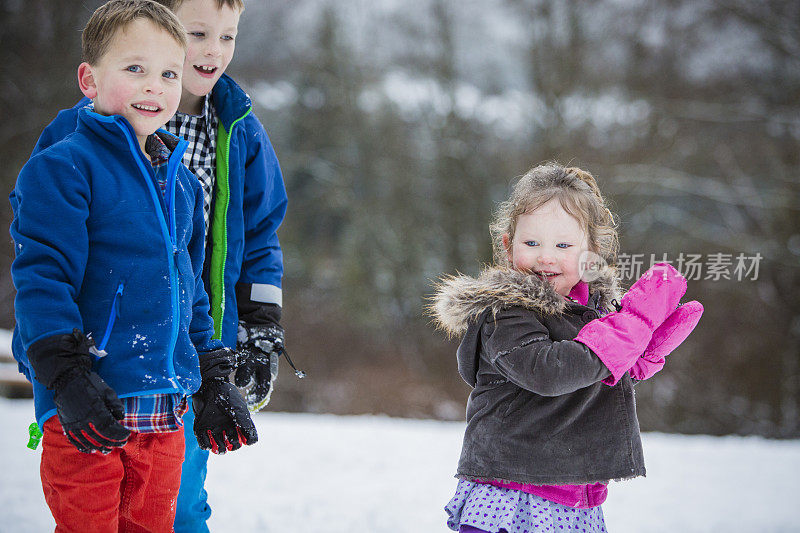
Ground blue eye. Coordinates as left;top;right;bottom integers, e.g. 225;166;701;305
556;243;572;249
524;241;539;247
163;70;178;80
221;35;235;41
189;31;205;38
126;65;143;73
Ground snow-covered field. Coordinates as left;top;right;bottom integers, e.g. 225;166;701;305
1;398;798;532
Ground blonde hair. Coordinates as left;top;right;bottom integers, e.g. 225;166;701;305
489;163;619;267
164;0;245;11
82;0;187;65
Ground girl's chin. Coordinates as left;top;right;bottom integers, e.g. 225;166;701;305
541;274;560;285
547;279;570;296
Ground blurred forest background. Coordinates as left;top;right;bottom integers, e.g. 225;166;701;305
1;0;798;437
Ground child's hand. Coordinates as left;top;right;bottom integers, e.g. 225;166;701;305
26;329;130;454
235;323;283;411
619;263;688;329
192;348;258;454
53;368;131;453
629;300;703;380
574;263;687;385
192;380;259;453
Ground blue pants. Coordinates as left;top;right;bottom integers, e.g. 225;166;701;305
174;398;211;533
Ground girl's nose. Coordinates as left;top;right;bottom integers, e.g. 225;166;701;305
537;253;556;265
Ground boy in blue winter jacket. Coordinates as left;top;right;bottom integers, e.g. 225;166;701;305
28;0;292;530
9;1;257;530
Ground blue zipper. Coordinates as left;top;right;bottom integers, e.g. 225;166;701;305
164;138;183;254
164;138;188;390
97;282;125;352
102;113;190;395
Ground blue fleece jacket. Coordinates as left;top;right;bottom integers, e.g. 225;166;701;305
30;75;288;348
10;108;222;428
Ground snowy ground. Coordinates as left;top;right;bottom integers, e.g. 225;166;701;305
1;399;798;532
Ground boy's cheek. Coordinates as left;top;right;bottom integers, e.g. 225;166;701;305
166;90;183;116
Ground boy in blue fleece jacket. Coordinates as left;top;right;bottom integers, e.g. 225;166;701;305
9;1;256;530
27;0;292;530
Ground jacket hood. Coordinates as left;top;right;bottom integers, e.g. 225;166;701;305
430;266;622;338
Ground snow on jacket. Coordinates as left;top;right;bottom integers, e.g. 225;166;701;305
10;108;222;428
30;74;288;348
431;267;646;486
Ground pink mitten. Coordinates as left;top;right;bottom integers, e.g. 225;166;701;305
574;263;687;385
629;300;703;380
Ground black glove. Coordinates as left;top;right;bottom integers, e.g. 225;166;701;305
27;330;130;454
192;348;258;454
235;322;283;411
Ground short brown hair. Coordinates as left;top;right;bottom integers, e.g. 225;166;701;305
161;0;245;12
82;0;187;65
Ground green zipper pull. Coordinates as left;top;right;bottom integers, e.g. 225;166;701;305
27;422;43;450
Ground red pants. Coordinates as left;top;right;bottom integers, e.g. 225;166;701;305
40;417;185;533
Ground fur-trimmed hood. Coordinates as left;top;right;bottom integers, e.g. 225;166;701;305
430;266;622;337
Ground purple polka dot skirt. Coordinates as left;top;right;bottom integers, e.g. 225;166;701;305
445;479;607;533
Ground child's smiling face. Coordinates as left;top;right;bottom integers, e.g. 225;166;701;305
78;18;185;151
503;198;589;297
175;0;242;113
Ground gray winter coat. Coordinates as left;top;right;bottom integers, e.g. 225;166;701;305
432;267;645;485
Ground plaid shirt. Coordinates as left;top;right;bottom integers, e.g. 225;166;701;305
164;95;218;236
120;394;188;433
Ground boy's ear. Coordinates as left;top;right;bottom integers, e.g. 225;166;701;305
502;233;513;262
77;62;98;99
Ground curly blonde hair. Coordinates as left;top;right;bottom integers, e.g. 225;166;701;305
489;163;619;268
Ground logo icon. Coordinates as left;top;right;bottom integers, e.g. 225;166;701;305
579;250;606;282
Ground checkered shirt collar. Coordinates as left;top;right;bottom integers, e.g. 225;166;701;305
164;95;218;236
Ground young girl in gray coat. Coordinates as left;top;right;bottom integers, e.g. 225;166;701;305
431;163;703;532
